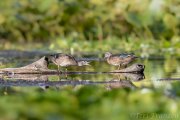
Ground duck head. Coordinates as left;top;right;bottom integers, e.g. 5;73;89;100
104;52;112;59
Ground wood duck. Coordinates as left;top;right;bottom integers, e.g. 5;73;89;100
104;52;138;69
48;53;90;71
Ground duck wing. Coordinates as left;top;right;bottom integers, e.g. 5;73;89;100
56;54;77;66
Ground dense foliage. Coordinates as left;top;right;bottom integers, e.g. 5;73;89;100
1;86;180;120
0;0;179;41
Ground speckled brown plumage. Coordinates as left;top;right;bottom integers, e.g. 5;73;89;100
48;53;90;71
104;52;138;69
50;53;78;67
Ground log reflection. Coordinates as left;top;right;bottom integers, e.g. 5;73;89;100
0;72;145;91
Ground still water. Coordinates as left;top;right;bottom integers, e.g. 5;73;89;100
0;53;180;120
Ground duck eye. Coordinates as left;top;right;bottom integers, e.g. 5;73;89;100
55;55;59;58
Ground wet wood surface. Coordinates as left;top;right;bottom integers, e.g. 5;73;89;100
0;56;145;74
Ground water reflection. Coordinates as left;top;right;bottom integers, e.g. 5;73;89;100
0;72;145;90
110;73;145;81
105;79;137;90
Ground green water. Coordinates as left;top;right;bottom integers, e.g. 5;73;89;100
0;55;180;120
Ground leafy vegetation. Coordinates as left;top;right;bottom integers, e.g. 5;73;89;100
0;0;179;56
0;0;179;41
0;83;180;120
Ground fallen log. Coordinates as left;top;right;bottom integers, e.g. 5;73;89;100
112;63;145;73
0;56;145;74
0;56;57;74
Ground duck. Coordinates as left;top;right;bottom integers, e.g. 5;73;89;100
104;52;138;69
48;53;90;71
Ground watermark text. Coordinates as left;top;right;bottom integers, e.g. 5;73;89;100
130;113;179;119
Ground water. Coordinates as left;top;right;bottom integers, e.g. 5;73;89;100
1;59;180;93
0;53;180;119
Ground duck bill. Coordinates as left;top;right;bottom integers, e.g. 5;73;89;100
86;62;91;66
